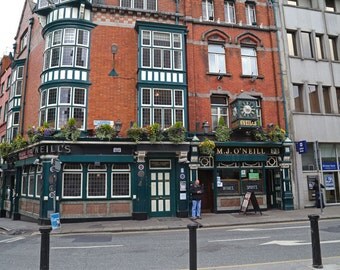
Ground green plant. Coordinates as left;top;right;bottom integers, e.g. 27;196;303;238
54;118;81;141
145;123;163;143
199;138;215;155
27;122;56;143
95;124;116;140
215;117;231;142
166;122;186;143
127;123;145;142
267;125;286;142
0;141;13;161
12;135;28;150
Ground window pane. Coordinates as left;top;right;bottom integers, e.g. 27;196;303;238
142;108;151;126
73;108;85;129
323;86;331;113
53;30;62;46
142;88;151;105
51;48;60;67
112;173;130;197
47;108;56;127
308;85;320;113
154;89;172;105
208;44;226;73
36;175;42;197
287;32;298;56
59;107;70;128
146;0;157;10
153;49;162;68
63;173;81;197
77;30;89;46
293;84;304;112
173;34;181;48
142;31;151;46
153;32;171;47
174;90;183;106
88;173;106;197
175;109;184;123
246;3;256;25
75;47;88;67
44;50;51;70
61;47;74;66
316;35;324;59
142;48;151;67
59;87;72;104
301;32;313;58
224;1;235;23
63;29;76;44
48;88;57;105
173;51;182;70
325;0;335;12
329;37;339;61
241;47;257;76
134;0;143;9
121;0;131;8
74;88;85;105
163;108;172;127
163;50;171;69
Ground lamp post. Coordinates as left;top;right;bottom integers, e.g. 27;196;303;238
281;137;294;210
114;119;122;137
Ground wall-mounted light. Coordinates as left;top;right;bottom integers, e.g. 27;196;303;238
217;74;223;81
202;121;210;134
114;119;122;137
109;44;119;76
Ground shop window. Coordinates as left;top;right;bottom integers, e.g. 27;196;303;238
36;166;43;197
287;31;298;57
62;163;82;198
111;164;131;198
224;1;236;23
208;44;226;74
323;86;332;113
28;167;35;197
87;164;107;198
211;95;229;130
308;85;320;113
293;84;304;112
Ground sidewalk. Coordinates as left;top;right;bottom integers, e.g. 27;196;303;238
1;206;340;270
0;205;339;235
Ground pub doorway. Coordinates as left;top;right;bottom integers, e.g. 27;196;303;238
198;170;214;213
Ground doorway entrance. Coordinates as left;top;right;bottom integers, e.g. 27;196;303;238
198;170;214;213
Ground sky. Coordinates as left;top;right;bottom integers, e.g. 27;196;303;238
0;0;27;57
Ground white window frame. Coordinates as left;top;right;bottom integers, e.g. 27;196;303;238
62;164;83;199
241;47;258;76
208;44;226;74
111;164;131;198
202;0;214;21
224;1;236;23
245;2;256;25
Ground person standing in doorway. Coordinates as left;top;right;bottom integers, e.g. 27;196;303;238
190;179;204;220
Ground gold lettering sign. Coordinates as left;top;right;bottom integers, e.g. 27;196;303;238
239;120;257;126
216;147;266;155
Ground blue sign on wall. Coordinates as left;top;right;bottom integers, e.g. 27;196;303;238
322;162;338;171
296;140;307;154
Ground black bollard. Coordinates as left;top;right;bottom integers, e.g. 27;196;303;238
308;215;323;269
39;226;52;270
187;223;199;270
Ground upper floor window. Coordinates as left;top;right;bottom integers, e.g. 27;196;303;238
224;1;236;23
120;0;157;11
316;34;325;60
208;44;226;74
336;87;340;113
287;0;297;5
211;95;229;130
308;85;320;113
323;86;332;113
20;31;28;52
38;0;73;9
141;30;183;70
329;36;339;61
241;47;258;76
140;88;184;128
43;28;89;70
202;0;214;21
287;0;312;7
325;0;335;12
10;66;24;99
301;31;314;58
40;86;86;130
245;2;256;25
293;84;304;112
287;31;298;56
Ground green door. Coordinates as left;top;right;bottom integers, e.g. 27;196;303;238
149;160;172;217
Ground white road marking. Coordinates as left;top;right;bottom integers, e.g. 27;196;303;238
0;236;25;243
260;239;340;246
229;225;309;232
51;244;124;250
209;236;270;243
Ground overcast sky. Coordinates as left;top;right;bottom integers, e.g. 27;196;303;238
0;0;27;57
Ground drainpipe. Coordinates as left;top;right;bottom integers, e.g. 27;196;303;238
20;17;34;136
175;0;179;25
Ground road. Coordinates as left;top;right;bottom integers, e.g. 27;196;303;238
0;219;340;269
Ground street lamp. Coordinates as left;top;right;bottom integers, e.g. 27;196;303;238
114;119;122;137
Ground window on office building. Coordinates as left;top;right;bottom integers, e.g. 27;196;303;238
211;95;229;130
316;34;325;59
245;2;256;25
329;36;339;61
336;87;340;113
325;0;335;11
293;84;304;112
301;32;314;58
202;0;214;21
323;86;332;113
287;31;298;56
308;85;320;113
208;44;226;74
287;0;297;5
224;1;236;23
